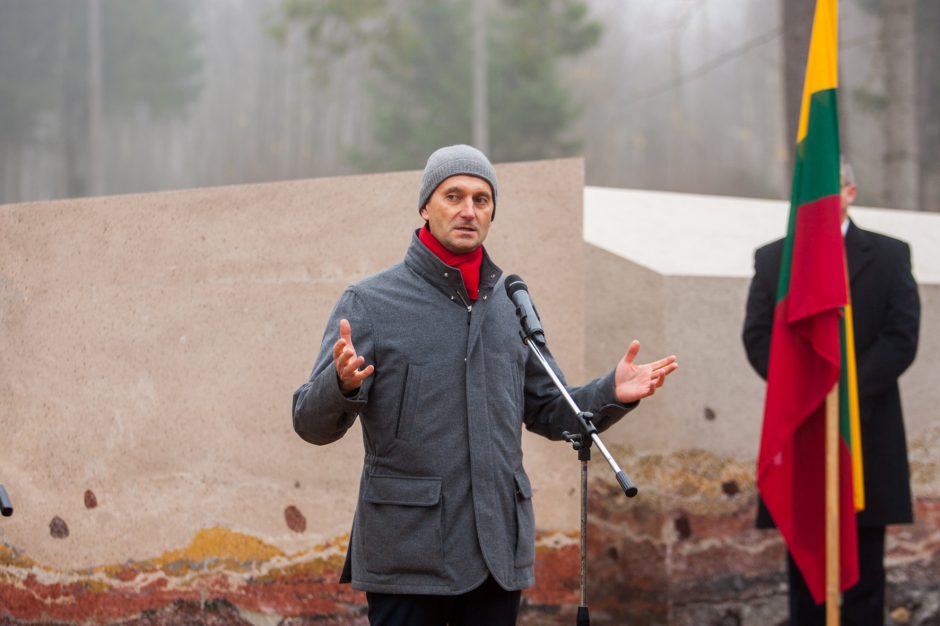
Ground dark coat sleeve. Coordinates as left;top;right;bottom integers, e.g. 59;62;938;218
854;241;920;399
521;344;637;441
292;289;375;445
742;242;781;380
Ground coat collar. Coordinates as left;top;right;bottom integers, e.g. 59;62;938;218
845;219;872;284
404;229;502;300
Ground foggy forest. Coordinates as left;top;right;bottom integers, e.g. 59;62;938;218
1;0;937;211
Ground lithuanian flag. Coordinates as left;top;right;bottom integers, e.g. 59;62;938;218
756;0;863;604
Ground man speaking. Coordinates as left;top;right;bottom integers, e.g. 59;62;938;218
292;144;678;626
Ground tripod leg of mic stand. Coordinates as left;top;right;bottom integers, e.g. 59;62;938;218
0;484;12;517
577;606;590;626
578;452;590;625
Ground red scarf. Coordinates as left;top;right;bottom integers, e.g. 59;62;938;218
418;226;483;301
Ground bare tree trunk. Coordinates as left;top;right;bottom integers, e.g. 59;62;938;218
915;0;940;211
472;0;489;153
87;0;103;196
881;0;918;210
781;0;814;177
62;2;87;198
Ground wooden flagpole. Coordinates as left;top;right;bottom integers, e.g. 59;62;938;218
826;384;840;625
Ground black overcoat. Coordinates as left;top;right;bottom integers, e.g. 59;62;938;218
742;220;920;528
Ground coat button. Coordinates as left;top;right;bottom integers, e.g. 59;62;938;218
443;271;449;278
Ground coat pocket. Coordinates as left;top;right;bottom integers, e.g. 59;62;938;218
395;364;423;440
509;362;524;417
362;474;444;576
513;470;535;568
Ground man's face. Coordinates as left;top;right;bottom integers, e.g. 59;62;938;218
840;182;856;223
420;175;494;254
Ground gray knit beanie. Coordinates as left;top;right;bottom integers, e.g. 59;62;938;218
418;144;498;219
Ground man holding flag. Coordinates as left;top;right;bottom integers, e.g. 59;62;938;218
741;2;920;624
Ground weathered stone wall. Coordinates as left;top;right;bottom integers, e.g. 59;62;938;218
0;160;589;624
2;166;938;625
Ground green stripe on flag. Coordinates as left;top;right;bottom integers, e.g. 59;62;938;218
776;87;842;302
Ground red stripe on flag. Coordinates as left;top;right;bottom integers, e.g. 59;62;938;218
786;195;846;324
758;399;859;602
759;295;839;480
758;192;858;602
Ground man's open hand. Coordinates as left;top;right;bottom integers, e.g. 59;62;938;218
614;340;678;404
333;319;374;393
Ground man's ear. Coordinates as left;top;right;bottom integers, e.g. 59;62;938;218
845;184;857;204
419;205;428;221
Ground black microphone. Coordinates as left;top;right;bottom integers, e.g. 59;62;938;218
505;274;545;345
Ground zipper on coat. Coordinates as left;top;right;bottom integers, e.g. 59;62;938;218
454;290;472;325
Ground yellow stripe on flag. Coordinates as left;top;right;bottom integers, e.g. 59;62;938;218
796;0;839;143
844;303;865;511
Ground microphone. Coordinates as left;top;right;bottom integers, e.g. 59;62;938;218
505;274;545;345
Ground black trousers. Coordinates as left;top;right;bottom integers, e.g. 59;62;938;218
366;575;521;626
787;525;886;626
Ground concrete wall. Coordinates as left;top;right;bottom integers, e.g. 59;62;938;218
582;187;940;626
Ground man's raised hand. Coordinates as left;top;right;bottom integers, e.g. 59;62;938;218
613;340;678;404
333;319;375;393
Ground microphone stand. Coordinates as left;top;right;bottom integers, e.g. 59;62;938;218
0;484;12;517
520;333;638;626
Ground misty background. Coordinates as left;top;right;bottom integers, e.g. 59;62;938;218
1;0;937;211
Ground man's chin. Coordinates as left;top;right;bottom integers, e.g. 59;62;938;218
448;243;480;254
446;235;480;252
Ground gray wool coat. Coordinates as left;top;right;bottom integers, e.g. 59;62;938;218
292;231;637;595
